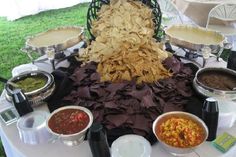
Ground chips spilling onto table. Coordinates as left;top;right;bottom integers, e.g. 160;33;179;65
97;42;172;83
79;0;170;83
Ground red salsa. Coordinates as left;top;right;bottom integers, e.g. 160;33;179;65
48;108;90;135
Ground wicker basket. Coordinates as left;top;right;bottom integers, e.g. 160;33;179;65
87;0;162;41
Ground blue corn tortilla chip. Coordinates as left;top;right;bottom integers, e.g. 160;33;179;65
62;56;194;144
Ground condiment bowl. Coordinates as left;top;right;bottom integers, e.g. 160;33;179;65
5;70;55;106
46;106;93;146
152;111;208;156
111;134;152;157
193;67;236;100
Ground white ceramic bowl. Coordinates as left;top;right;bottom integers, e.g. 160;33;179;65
152;111;208;156
111;134;152;157
46;106;93;146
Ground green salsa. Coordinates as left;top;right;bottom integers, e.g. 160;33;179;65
14;76;47;93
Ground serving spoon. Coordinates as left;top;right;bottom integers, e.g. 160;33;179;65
0;76;19;88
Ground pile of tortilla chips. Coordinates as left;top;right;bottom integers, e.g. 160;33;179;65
97;42;172;83
80;0;171;83
92;0;154;38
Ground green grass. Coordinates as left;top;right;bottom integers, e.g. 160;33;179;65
0;3;88;93
0;3;88;156
0;141;6;157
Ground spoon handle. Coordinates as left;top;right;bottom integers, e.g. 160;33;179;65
0;76;8;83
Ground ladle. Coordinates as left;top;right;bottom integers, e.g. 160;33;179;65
0;76;19;88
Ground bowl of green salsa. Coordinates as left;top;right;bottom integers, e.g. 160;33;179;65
14;75;47;93
5;70;55;106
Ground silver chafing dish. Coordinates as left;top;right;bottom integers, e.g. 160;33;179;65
165;24;227;52
23;26;84;55
21;26;84;70
5;70;55;106
193;67;236;100
164;24;232;64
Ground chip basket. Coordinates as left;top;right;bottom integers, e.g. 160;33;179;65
87;0;163;41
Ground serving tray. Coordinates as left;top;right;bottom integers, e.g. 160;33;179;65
25;26;84;55
165;24;225;52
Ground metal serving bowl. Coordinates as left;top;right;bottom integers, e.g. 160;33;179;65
46;106;93;146
23;26;84;55
5;70;55;106
152;111;208;156
193;67;236;100
164;24;229;53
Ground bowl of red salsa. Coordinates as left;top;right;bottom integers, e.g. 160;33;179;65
152;111;208;156
47;106;93;146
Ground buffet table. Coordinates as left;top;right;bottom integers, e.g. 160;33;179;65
172;0;236;26
0;54;236;157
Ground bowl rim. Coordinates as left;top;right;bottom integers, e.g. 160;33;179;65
194;67;236;94
152;111;208;149
46;105;93;137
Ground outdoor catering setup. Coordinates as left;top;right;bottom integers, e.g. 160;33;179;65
0;0;236;157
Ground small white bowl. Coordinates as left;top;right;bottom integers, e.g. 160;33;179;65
111;134;152;157
46;106;93;146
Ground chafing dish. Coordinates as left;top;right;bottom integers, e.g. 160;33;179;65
23;26;84;55
5;70;55;106
193;67;236;100
165;24;228;53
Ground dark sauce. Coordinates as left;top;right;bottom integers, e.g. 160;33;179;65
198;71;236;91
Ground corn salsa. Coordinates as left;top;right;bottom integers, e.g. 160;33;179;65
156;117;205;148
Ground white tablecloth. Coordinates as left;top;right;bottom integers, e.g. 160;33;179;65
0;99;236;157
0;55;236;157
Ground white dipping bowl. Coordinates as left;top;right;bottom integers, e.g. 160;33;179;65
111;134;152;157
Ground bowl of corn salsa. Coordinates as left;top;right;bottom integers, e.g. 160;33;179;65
152;111;208;156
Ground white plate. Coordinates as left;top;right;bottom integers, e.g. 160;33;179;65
111;134;151;157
